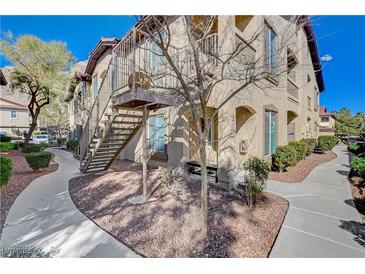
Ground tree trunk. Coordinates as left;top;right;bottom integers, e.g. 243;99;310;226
199;138;209;237
25;121;37;145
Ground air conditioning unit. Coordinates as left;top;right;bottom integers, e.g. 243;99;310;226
239;139;248;154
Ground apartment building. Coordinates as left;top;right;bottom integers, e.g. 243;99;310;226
319;106;336;136
68;16;324;185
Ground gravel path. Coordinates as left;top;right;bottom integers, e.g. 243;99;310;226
0;148;139;258
268;145;365;257
268;151;337;183
0;149;58;239
69;160;288;258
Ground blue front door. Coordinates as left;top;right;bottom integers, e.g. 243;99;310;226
149;115;165;152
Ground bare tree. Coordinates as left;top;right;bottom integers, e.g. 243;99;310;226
130;15;313;236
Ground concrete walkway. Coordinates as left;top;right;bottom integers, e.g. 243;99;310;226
0;148;139;258
268;145;365;257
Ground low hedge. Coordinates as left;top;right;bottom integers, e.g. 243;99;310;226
24;151;52;171
0;156;13;187
67;140;79;152
348;143;363;155
318;136;339;151
22;144;44;153
272;145;297;172
288;141;307;161
0;142;16;152
351;156;365;178
301;138;317;156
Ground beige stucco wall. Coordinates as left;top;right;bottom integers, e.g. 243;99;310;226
0;107;30;135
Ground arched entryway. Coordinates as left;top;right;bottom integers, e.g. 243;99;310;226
287;110;298;142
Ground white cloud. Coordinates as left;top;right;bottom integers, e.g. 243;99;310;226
320;54;333;62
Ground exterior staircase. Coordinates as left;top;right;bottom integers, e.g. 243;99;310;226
80;107;144;173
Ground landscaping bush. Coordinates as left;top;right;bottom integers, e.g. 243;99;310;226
301;138;317;156
318;136;339;151
24;151;52;171
0;135;12;142
348;143;360;154
351;157;365;178
22;144;44;153
57;138;66;146
67;140;79;152
272;145;297;172
0;156;12;187
0;142;16;152
288;141;307;161
18;142;25;149
243;156;270;208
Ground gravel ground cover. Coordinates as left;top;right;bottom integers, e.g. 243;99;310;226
0;149;58;238
268;151;337;183
69;159;288;258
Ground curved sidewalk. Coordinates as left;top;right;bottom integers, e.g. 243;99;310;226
0;148;139;258
268;145;365;257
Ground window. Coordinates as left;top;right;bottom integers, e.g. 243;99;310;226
265;110;277;155
200;118;213;146
81;82;87;106
321;117;329;123
265;23;277;72
148;115;165;152
307;97;312;110
10;110;17;119
92;74;99;98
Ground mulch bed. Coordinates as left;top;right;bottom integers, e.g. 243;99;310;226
268;151;337;183
69;160;288;258
0;149;58;239
349;175;365;223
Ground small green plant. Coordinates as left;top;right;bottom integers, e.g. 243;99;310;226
0;142;16;151
351;157;365;178
22;144;44;153
0;246;58;258
318;136;339;151
67;140;79;152
0;135;12;142
301;138;317;156
272;145;297;172
57;138;66;146
348;143;360;154
243;157;270;208
0;156;12;187
24;151;52;171
288;141;307;161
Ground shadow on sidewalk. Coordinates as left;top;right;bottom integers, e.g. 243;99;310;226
339;220;365;247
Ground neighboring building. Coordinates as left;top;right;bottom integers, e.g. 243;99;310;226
75;16;325;186
0;97;30;136
319;106;336;136
65;38;119;142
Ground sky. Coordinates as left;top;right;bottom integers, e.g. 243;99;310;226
0;15;364;113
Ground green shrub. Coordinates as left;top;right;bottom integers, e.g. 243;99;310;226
24;152;52;171
288;141;307;161
318;136;339;151
351;157;365;178
0;142;16;152
57;138;66;146
272;145;297;172
0;135;12;142
67;140;79;152
0;156;12;187
301;138;317;156
243;156;270;208
348;143;360;154
22;144;44;153
18;142;25;149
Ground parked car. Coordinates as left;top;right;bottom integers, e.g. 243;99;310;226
33;134;49;144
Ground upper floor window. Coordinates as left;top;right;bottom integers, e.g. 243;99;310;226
149;40;164;74
92;74;99;98
10;110;17;119
321;117;329;123
265;22;277;72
